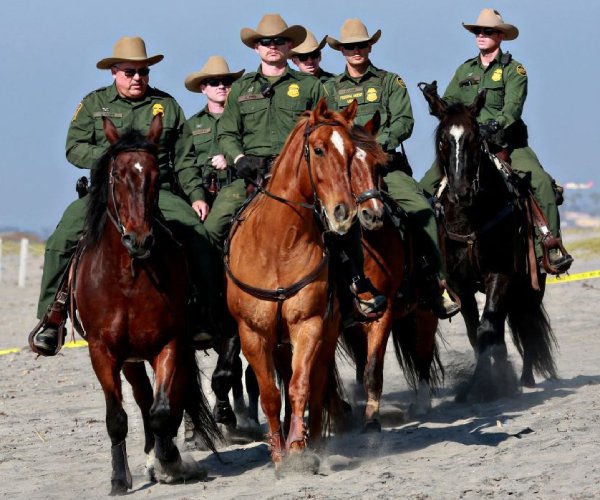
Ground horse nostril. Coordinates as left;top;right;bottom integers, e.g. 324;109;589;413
333;203;349;222
141;233;154;250
361;208;373;222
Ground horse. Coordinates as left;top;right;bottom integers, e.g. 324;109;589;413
421;88;557;402
341;115;443;432
224;99;359;472
73;114;221;494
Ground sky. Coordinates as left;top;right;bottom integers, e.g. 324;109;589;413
1;0;598;235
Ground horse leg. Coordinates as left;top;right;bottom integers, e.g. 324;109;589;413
211;335;239;428
88;345;131;495
239;326;284;465
460;292;481;354
245;364;260;425
273;344;293;436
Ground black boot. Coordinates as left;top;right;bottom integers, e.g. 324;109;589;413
188;296;218;349
423;275;460;320
548;249;573;274
32;326;60;355
350;275;387;320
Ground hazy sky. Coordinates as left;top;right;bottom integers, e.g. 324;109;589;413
1;0;598;234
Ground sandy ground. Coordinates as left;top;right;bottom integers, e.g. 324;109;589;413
0;233;599;499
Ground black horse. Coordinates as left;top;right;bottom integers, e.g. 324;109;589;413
421;88;557;402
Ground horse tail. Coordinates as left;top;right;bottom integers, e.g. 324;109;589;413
508;287;558;380
319;357;349;436
184;353;224;454
339;325;367;370
391;310;444;393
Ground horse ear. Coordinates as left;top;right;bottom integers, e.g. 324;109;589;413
313;97;329;121
469;90;487;117
102;117;120;144
364;111;381;136
341;99;358;123
147;112;163;144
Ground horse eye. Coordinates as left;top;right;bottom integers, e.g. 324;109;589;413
313;146;324;157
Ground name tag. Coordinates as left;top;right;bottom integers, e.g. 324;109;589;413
192;128;211;135
338;86;364;105
239;93;266;102
93;111;123;118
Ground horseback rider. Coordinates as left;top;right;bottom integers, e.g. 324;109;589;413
419;8;573;274
30;36;218;355
325;18;460;319
289;29;334;83
184;56;245;207
204;13;387;320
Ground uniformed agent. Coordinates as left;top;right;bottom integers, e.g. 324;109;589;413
325;19;460;319
207;13;386;319
184;56;245;206
31;36;217;355
419;9;573;273
289;30;334;84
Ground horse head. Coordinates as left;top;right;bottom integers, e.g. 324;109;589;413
351;111;388;230
100;113;162;258
425;88;487;207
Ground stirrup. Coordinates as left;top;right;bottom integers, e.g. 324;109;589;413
28;308;67;357
350;277;387;320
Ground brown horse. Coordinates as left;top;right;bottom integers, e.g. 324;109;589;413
342;115;443;431
225;99;358;472
73;115;221;494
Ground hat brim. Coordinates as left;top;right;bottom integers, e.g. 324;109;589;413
462;23;518;41
289;36;327;57
240;25;307;49
96;54;164;70
326;30;381;51
184;69;245;93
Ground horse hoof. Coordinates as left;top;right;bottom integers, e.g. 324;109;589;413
213;401;237;428
109;479;129;496
153;454;207;483
520;374;536;388
276;450;320;477
362;419;381;433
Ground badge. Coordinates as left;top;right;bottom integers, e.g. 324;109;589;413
153;103;165;116
516;64;527;76
71;102;83;122
366;88;378;102
287;83;300;98
396;77;406;88
491;68;503;82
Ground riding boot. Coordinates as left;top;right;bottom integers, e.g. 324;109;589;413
188;294;218;349
420;263;460;320
547;248;573;274
349;275;387;320
29;299;67;356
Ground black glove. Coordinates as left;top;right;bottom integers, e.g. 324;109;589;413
479;119;504;145
235;156;262;180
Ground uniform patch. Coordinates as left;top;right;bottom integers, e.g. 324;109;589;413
491;68;503;82
287;83;300;98
516;64;527;76
366;88;378;102
153;103;164;116
71;102;83;122
396;77;406;88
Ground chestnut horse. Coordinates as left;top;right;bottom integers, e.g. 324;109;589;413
73;115;221;494
342;116;443;432
225;99;358;472
421;88;557;402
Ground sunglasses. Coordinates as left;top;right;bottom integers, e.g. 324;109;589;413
118;67;150;77
471;28;500;36
297;50;321;62
205;77;234;87
341;41;370;51
257;37;289;47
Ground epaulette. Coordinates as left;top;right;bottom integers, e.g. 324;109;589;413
83;85;110;100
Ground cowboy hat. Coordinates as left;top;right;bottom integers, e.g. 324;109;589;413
96;36;164;69
185;55;244;93
327;19;381;51
289;30;327;57
462;8;519;41
240;13;306;48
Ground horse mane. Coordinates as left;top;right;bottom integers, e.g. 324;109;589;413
83;129;159;246
350;124;389;166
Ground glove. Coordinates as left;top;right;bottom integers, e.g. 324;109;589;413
235;155;262;180
479;119;504;145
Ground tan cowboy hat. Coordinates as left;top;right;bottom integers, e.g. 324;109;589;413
289;30;327;57
184;56;245;93
96;36;164;69
240;13;306;48
463;8;519;41
327;19;381;51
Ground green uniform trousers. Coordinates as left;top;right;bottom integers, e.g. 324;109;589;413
419;145;560;239
385;169;445;277
37;189;216;319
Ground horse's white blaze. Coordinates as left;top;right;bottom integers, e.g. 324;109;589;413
449;124;464;173
356;147;367;161
331;130;346;157
133;162;143;173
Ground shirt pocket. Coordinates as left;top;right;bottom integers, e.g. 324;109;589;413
277;96;309;123
93;112;123;132
192;129;213;164
482;80;505;110
240;96;269;117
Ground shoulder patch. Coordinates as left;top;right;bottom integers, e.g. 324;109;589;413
395;76;406;88
71;102;83;122
516;64;527;76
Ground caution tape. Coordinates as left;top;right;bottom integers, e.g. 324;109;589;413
546;269;600;284
0;339;87;357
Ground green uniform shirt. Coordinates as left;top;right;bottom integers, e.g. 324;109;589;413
315;69;335;85
66;83;205;202
443;50;528;129
218;65;324;162
324;63;414;151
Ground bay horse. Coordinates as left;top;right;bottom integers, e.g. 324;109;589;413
224;99;358;472
73;114;221;494
342;115;443;432
421;88;557;402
